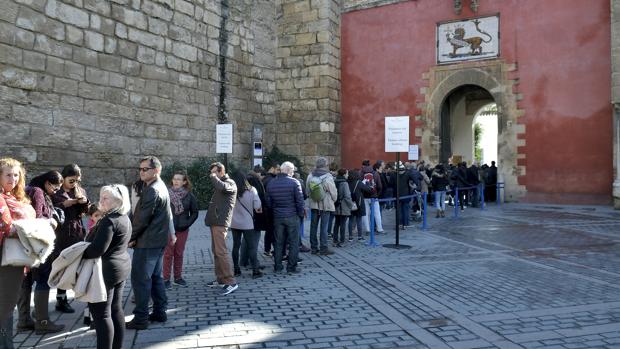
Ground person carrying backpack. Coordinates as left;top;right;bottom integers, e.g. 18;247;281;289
360;160;384;235
306;157;337;255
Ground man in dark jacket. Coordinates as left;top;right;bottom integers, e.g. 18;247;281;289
261;164;279;256
204;162;238;296
266;162;305;273
467;163;480;207
127;156;172;330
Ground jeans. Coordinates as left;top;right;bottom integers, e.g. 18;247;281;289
348;215;363;238
363;198;384;233
273;216;300;272
333;215;348;243
232;229;261;272
89;281;125;349
327;213;335;236
131;247;167;323
399;199;411;226
309;209;330;252
163;230;189;281
434;191;446;210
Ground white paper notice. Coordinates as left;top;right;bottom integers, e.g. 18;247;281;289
385;116;410;152
216;124;233;154
408;145;419;160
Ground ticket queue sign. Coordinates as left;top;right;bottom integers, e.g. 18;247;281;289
384;116;412;250
216;123;233;169
216;124;233;154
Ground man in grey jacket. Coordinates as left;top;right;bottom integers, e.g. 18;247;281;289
204;162;239;296
126;156;172;330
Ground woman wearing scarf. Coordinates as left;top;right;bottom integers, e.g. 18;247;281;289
163;171;198;289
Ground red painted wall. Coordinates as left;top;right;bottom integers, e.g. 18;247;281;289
341;0;613;202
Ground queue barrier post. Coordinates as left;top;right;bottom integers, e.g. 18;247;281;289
421;192;428;230
454;187;460;218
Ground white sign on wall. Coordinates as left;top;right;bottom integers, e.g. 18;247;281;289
408;145;419;160
216;124;233;154
437;15;500;64
385;116;410;152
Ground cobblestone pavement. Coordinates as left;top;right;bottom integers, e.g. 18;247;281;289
11;203;620;348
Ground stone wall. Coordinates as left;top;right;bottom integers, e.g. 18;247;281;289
343;0;410;12
275;0;342;169
613;0;620;208
0;0;275;190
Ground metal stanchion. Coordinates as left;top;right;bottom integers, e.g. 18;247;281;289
421;192;428;230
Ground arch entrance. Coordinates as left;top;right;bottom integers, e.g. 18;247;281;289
418;61;526;201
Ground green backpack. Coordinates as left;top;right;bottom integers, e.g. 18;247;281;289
308;176;326;202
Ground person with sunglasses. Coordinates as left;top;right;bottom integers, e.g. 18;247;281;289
126;156;172;330
52;164;90;314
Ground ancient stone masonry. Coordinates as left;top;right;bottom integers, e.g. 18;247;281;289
342;0;409;13
613;0;620;209
275;0;342;168
0;0;276;191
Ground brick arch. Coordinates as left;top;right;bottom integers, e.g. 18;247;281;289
417;61;526;201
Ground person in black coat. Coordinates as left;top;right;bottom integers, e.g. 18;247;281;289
347;169;371;240
83;184;132;349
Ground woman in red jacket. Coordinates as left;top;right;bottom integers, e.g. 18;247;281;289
0;158;36;348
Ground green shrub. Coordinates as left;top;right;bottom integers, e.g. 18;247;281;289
263;145;306;180
162;147;304;209
161;155;245;210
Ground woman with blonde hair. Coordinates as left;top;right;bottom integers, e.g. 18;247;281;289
82;184;132;349
0;158;36;348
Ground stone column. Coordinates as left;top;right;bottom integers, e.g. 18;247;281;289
613;0;620;208
275;0;342;168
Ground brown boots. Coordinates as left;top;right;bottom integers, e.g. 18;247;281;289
34;291;65;335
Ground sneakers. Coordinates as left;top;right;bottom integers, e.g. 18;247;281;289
220;284;238;296
173;278;187;287
348;237;353;242
358;236;365;241
207;280;222;288
164;280;172;290
263;251;272;257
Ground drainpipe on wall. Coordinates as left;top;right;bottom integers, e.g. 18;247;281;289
218;0;230;167
614;104;620;209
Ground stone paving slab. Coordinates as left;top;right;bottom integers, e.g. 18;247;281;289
9;204;620;348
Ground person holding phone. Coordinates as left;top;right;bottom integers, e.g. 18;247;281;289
52;164;89;313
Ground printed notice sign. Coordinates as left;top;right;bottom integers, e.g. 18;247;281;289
216;124;233;154
385;116;410;152
408;145;419;160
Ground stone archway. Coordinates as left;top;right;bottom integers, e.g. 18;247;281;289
417;60;526;201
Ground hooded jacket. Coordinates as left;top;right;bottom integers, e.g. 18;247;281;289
306;169;337;212
333;176;353;216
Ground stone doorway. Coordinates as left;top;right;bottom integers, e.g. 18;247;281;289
439;85;496;165
418;61;526;200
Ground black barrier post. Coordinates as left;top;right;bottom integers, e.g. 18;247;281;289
384;152;411;249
